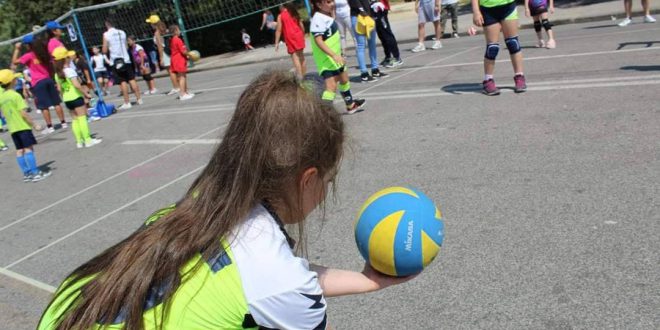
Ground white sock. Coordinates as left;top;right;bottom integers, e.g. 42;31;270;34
515;72;524;77
484;74;494;81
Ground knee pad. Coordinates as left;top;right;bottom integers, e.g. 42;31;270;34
534;21;542;32
485;43;500;60
143;73;153;81
542;19;553;31
505;36;521;54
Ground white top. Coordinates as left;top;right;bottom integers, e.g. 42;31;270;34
242;32;251;45
63;67;78;79
230;204;327;329
442;0;459;5
91;54;109;72
335;0;351;18
103;27;130;63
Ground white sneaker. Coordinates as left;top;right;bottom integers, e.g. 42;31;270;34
180;93;195;101
536;39;546;48
76;142;84;149
41;127;54;135
167;88;180;96
411;43;426;52
431;41;443;49
618;17;632;26
118;103;132;110
136;98;143;105
85;138;102;148
644;15;656;23
31;171;51;182
60;122;68;129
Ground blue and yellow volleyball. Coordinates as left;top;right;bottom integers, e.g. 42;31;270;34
355;187;444;277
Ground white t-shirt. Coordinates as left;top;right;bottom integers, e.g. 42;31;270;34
442;0;459;5
231;204;328;329
63;67;78;79
91;54;108;72
103;27;130;63
335;0;351;18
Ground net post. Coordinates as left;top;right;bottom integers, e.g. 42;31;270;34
304;0;312;16
172;0;193;67
73;11;105;106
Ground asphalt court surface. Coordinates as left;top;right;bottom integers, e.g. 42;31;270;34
1;20;659;329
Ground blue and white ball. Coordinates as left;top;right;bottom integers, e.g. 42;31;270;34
355;187;444;277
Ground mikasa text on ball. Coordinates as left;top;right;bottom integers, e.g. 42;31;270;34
355;187;444;277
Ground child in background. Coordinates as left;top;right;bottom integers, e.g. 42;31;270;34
170;24;195;101
91;47;111;96
275;3;307;78
0;69;50;182
412;0;443;52
53;47;102;149
38;70;413;329
441;0;461;38
128;35;158;95
525;0;556;48
311;0;366;114
241;29;255;50
472;0;527;95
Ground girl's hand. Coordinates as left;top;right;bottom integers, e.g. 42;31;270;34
473;12;484;27
549;5;554;14
332;54;345;66
14;42;22;50
361;264;417;291
525;8;531;17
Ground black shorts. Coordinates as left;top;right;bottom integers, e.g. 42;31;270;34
95;71;109;79
320;66;346;79
481;2;517;26
11;130;37;150
64;97;85;111
530;5;548;16
113;65;136;83
32;78;62;109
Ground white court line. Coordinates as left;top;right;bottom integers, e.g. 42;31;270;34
0;125;225;233
360;78;660;100
0;267;56;293
122;139;221;145
5;164;206;269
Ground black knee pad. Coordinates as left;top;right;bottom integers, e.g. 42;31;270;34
534;21;542;32
542;19;553;31
485;43;500;60
505;36;521;54
143;73;153;81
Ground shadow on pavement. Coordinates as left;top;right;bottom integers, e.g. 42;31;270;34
583;23;618;29
617;41;660;49
441;83;482;94
620;65;660;71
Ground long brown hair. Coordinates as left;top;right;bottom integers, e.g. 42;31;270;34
283;3;301;23
53;58;67;81
44;70;345;330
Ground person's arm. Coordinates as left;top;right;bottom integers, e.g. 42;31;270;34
20;110;37;129
314;35;344;66
549;0;554;14
261;12;267;30
415;0;420;12
71;77;93;99
155;32;165;66
472;0;484;27
11;43;23;69
524;0;531;17
274;15;283;51
310;264;415;298
102;36;109;56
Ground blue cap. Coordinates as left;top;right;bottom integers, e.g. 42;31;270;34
45;21;65;30
22;34;34;44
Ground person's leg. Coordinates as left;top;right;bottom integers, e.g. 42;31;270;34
451;4;459;33
322;75;338;104
367;29;379;71
120;81;130;104
375;16;392;61
418;23;426;44
540;12;556;44
291;52;303;78
169;69;180;91
351;16;368;74
433;20;442;41
383;11;401;61
642;0;650;15
178;73;188;95
23;147;39;175
298;51;307;77
129;79;142;102
501;19;523;75
533;16;544;43
338;71;365;113
337;16;349;54
15;148;31;178
69;110;83;146
440;6;449;33
54;105;66;125
41;108;53;128
624;0;633;18
483;23;501;78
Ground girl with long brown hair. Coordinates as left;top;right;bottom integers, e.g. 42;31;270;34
38;71;412;330
275;3;307;78
146;15;181;96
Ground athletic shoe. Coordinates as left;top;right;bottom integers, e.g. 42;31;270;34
0;146;8;151
546;39;556;49
411;43;426;52
136;98;144;105
41;127;55;135
431;41;443;49
144;89;159;95
514;74;527;93
36;109;42;114
391;58;404;67
346;99;366;114
380;58;392;67
644;15;656;23
167;88;180;96
88;115;101;122
85;138;102;148
371;69;388;78
31;171;51;182
360;73;378;83
482;79;500;96
535;39;546;48
23;174;32;182
618;17;632;26
118;103;132;110
180;93;195;101
452;32;460;38
76;142;84;149
60;122;68;129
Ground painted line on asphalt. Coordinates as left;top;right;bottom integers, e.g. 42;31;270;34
122;139;221;145
5;164;206;269
0;125;225;234
0;267;56;293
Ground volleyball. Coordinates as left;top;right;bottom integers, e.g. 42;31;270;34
188;50;201;62
355;187;444;277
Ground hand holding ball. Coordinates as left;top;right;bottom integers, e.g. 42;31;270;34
188;50;201;62
355;187;444;277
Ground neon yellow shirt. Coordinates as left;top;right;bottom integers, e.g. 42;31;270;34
55;68;84;103
0;89;30;133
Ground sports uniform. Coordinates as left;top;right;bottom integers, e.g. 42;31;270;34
479;0;519;26
310;12;344;79
38;203;328;329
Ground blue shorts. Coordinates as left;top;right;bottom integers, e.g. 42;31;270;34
32;78;62;110
481;2;518;26
11;130;37;150
95;71;109;79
